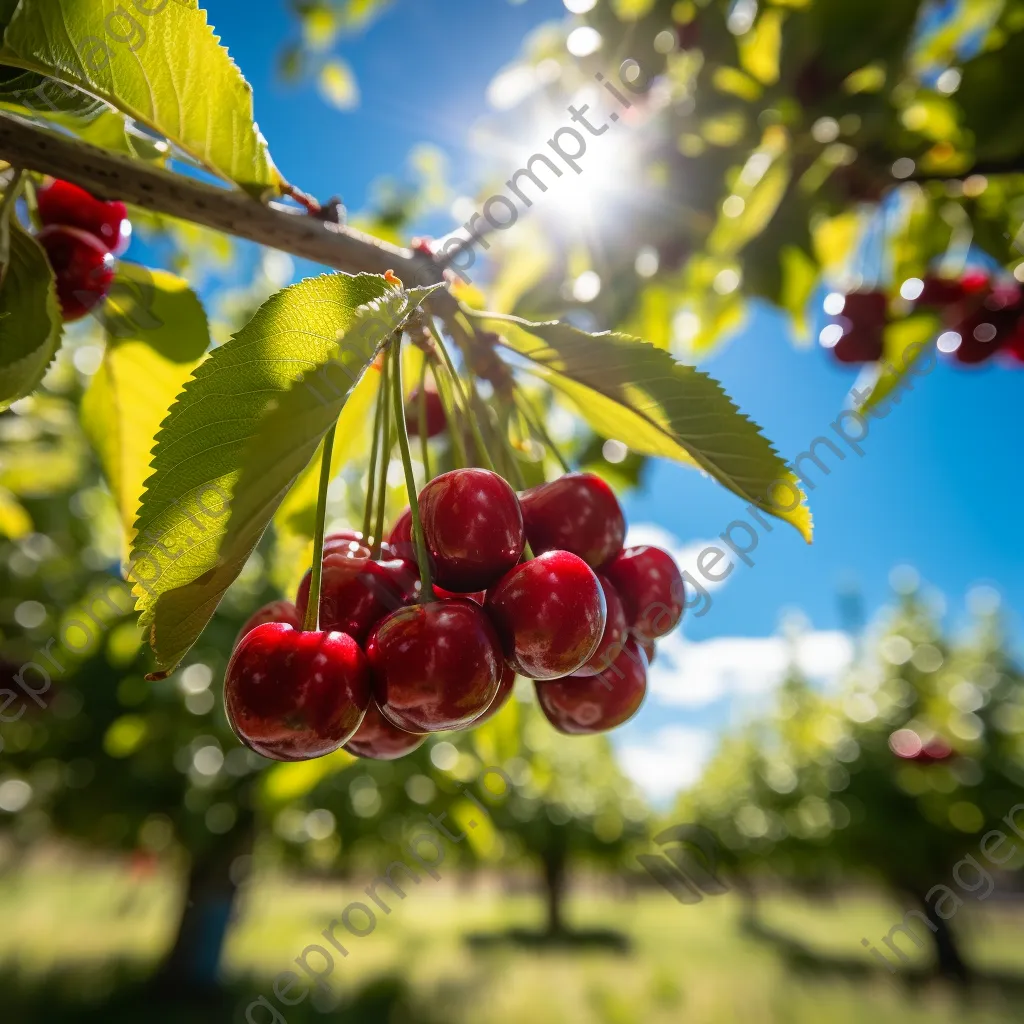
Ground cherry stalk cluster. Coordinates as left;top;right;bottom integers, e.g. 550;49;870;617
223;325;686;764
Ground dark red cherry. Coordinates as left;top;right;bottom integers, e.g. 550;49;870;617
236;599;302;645
472;663;516;726
419;468;524;592
520;472;625;570
295;545;417;644
829;328;884;364
916;275;973;309
535;639;648;735
406;381;446;438
573;575;628;677
946;308;1016;365
485;549;606;680
37;178;130;253
37;225;116;321
224;622;370;762
367;599;502;732
343;700;426;760
387;507;415;564
605;545;685;641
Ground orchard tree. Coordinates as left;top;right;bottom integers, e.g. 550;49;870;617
474;0;1024;395
678;586;1024;982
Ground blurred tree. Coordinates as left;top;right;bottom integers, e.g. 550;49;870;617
678;584;1024;982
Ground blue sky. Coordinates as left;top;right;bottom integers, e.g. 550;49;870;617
202;0;1024;796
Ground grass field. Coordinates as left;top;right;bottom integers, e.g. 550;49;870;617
2;852;1024;1023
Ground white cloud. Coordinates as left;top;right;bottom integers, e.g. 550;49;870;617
617;726;717;804
647;630;855;708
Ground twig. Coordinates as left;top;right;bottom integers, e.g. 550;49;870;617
0;113;444;283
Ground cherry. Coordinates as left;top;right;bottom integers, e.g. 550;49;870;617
295;544;417;643
388;507;415;563
520;472;625;570
829;328;884;364
433;585;485;604
224;622;370;762
367;599;502;732
535;639;648;735
915;274;980;309
823;291;887;365
946;308;1013;364
485;549;606;680
573;575;628;677
419;468;524;592
37;225;116;321
472;663;517;726
37;178;130;253
604;545;685;641
343;700;426;760
236;599;302;645
406;381;446;438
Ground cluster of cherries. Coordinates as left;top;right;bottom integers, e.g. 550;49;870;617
224;469;686;763
820;271;1024;367
33;178;129;321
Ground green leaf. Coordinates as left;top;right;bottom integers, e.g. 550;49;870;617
473;311;813;542
129;273;418;679
81;265;209;544
0;0;284;196
855;313;939;414
0;219;62;410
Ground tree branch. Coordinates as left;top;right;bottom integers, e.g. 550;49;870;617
0;112;444;284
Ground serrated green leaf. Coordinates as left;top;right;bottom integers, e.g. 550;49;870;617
129;273;412;679
81;265;209;545
0;219;62;410
1;0;284;196
474;311;812;542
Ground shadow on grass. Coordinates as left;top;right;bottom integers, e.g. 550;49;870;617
741;914;1024;997
0;962;450;1024
464;926;632;953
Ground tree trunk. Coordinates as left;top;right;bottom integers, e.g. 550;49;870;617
153;812;254;993
913;892;971;985
541;846;568;937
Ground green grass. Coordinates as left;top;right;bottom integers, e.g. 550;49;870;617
1;856;1023;1023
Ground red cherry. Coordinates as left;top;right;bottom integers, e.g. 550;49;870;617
343;700;426;760
37;178;130;253
472;663;517;726
946;308;1016;365
224;622;370;762
535;639;648;734
485;550;606;680
388;507;415;563
520;472;626;570
433;585;485;604
37;225;116;321
367;599;502;732
573;575;628;677
829;328;884;364
406;383;446;438
419;468;524;591
605;545;685;641
916;275;972;308
236;599;302;645
296;546;417;644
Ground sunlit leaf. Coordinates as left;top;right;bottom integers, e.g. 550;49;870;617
131;273;407;679
739;8;782;85
81;265;209;548
318;57;359;110
856;313;940;413
1;0;285;196
474;311;813;541
0;220;61;410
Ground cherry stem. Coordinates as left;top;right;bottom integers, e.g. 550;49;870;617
514;388;570;474
303;423;337;633
417;359;431;482
371;349;392;560
428;351;467;468
362;358;387;540
425;316;496;473
391;335;434;599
